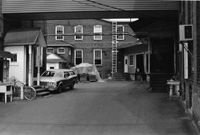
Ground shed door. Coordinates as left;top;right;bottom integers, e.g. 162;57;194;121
124;56;128;73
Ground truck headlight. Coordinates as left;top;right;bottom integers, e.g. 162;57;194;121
47;82;57;87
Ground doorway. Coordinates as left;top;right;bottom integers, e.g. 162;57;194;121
124;56;128;73
136;54;144;73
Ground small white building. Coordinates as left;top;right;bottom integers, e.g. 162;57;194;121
46;53;67;70
4;28;46;86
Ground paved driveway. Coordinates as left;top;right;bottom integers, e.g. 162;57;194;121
0;81;199;135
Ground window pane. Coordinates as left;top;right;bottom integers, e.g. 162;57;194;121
94;50;102;65
75;50;83;65
75;26;83;40
117;25;124;40
76;58;82;65
56;26;64;40
11;54;17;62
94;25;102;40
95;59;101;65
47;49;54;54
129;55;134;65
57;48;65;54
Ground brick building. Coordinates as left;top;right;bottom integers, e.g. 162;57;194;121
178;1;200;129
44;19;141;79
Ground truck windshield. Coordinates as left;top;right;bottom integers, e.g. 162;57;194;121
41;71;55;77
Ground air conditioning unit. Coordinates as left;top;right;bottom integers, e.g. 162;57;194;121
179;24;193;41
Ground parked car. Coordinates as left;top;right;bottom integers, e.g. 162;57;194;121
37;69;78;93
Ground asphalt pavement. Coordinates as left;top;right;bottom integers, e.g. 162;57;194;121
0;81;199;135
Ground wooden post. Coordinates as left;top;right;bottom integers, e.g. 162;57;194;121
37;46;41;85
28;45;32;86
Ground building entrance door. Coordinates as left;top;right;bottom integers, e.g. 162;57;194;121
124;56;128;73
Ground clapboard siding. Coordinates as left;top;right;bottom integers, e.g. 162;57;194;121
3;0;178;13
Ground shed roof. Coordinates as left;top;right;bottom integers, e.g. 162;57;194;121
4;28;46;47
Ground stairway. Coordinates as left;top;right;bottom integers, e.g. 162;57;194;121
32;85;50;97
150;73;174;93
112;73;126;81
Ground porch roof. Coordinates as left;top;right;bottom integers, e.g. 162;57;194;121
0;50;14;58
4;28;46;47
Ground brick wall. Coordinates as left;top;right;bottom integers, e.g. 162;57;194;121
0;0;3;50
179;1;200;129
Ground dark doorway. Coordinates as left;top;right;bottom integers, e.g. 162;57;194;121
150;38;174;73
136;54;144;73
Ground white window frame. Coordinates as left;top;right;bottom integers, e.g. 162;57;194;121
117;25;124;40
55;25;64;40
74;25;83;40
74;49;83;65
46;48;54;54
93;25;102;40
57;47;65;54
129;54;134;66
93;49;102;66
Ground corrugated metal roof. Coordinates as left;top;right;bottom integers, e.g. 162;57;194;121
3;0;178;14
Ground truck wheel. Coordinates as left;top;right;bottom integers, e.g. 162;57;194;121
57;85;62;93
69;82;75;90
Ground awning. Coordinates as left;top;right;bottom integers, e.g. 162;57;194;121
129;18;159;32
4;28;46;47
118;41;142;49
0;50;14;58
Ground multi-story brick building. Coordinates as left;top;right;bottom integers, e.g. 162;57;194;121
44;19;142;79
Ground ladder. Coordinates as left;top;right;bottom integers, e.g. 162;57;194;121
112;21;118;75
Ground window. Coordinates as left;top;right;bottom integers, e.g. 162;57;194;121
75;49;83;65
94;49;102;65
46;48;54;54
55;25;64;40
117;25;124;40
74;25;83;40
57;48;65;54
11;54;17;62
129;54;134;66
94;25;102;40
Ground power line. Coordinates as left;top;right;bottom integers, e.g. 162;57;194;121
44;32;136;37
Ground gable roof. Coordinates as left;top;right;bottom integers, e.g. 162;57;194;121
47;53;67;63
4;28;46;47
